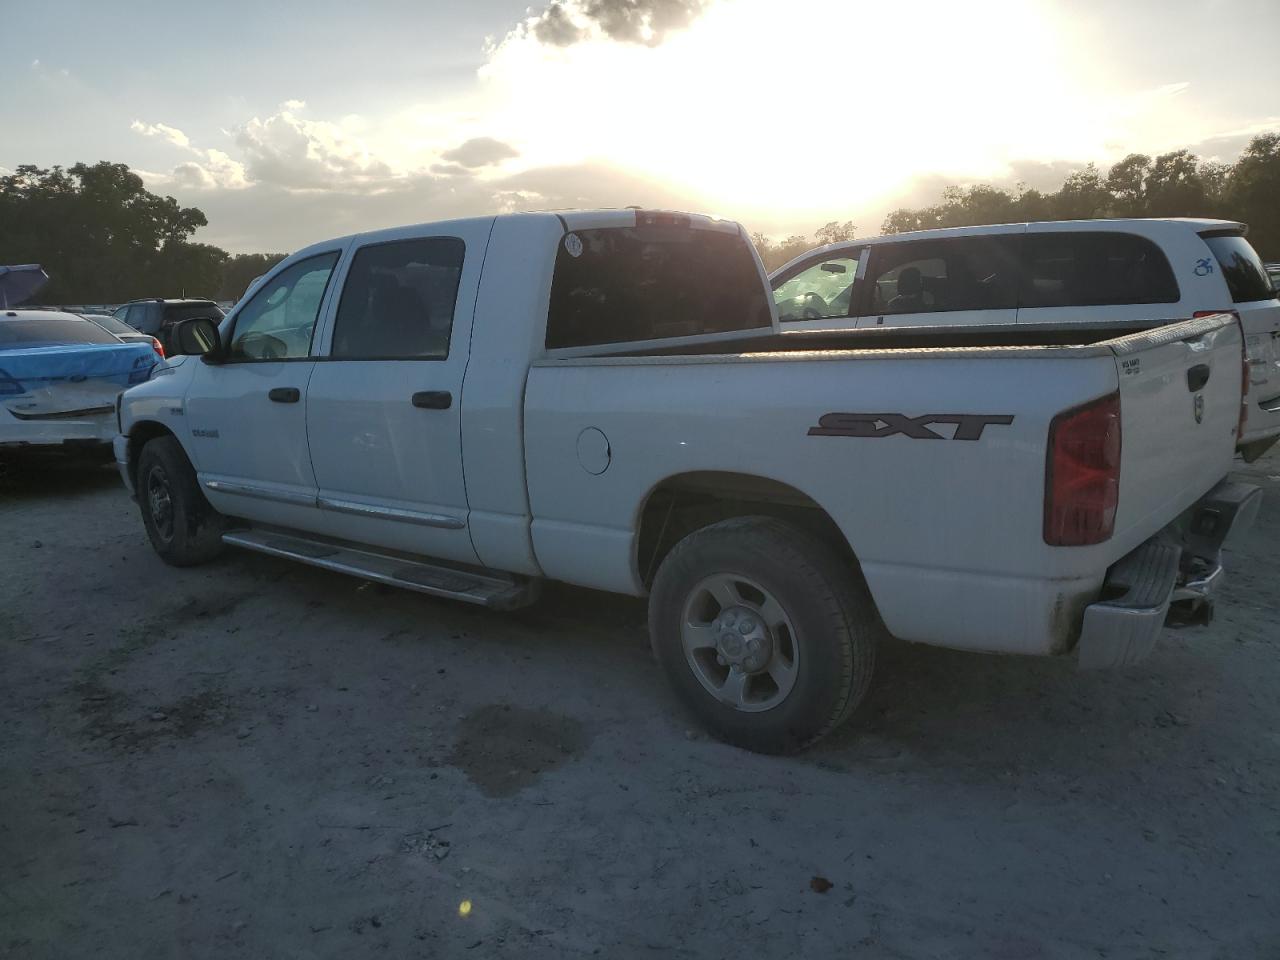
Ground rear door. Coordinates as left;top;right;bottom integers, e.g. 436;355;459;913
855;231;1022;328
303;222;491;565
1109;313;1242;550
1198;230;1280;445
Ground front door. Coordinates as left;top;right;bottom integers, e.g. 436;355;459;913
304;223;490;565
184;250;343;527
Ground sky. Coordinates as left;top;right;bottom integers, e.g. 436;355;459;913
4;0;1279;253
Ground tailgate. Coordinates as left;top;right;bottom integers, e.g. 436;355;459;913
1109;313;1242;549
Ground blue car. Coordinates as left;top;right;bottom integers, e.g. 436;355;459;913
1;310;160;459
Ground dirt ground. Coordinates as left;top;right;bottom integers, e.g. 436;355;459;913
1;450;1278;959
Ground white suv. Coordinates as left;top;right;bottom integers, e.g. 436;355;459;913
771;219;1280;459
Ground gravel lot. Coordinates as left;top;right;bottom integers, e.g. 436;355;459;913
2;450;1278;959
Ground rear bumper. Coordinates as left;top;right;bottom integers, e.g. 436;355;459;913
1077;479;1262;669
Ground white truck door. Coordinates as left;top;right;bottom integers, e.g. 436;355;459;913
185;250;343;524
856;230;1022;329
303;223;490;565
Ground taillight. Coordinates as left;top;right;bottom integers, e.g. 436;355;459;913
150;337;165;360
635;210;691;228
1044;392;1121;546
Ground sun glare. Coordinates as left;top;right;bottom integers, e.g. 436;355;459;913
478;0;1125;224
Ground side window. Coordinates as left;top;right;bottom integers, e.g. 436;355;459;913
331;238;464;359
113;305;135;328
773;254;861;321
867;238;1019;316
1022;233;1178;308
227;252;339;361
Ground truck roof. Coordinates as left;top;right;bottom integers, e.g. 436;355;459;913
290;209;743;261
771;218;1248;277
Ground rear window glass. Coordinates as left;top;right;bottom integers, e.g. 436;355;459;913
0;317;121;348
86;314;137;336
1201;233;1274;303
866;237;1019;315
1022;233;1178;307
546;226;771;349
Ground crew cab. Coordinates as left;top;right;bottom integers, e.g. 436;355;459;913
114;210;1260;753
770;219;1280;461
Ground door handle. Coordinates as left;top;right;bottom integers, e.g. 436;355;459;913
411;390;452;410
268;387;300;403
1186;364;1211;392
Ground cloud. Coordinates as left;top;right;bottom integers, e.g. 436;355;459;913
233;104;394;189
430;162;472;177
130;118;249;190
513;0;708;48
439;137;519;168
131;120;191;149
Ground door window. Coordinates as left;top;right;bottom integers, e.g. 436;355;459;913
330;238;465;359
1021;233;1178;308
772;254;861;320
867;237;1019;316
227;252;340;361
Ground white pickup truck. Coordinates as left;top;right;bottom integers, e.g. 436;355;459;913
114;210;1261;753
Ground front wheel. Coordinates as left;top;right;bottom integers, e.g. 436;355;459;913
137;435;226;566
648;516;878;754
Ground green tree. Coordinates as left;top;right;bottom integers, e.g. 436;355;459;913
1227;133;1280;260
219;252;288;301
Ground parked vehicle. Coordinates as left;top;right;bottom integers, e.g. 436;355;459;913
111;298;223;354
81;312;166;356
770;220;1280;460
115;210;1259;752
1266;262;1280;289
1;310;159;458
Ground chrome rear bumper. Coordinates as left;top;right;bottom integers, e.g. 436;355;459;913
1077;479;1261;670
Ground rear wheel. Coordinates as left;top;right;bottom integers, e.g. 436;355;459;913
137;435;225;566
648;516;878;754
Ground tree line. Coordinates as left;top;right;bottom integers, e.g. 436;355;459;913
0;162;284;304
752;131;1280;272
4;135;1277;301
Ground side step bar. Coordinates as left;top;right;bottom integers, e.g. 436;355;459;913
221;529;540;611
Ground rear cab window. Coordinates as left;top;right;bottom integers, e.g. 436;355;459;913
1200;232;1275;303
545;214;772;350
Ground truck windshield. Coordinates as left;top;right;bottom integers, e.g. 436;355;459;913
546;225;771;349
1201;232;1275;303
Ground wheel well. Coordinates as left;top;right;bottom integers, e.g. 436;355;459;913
127;421;177;490
636;472;857;587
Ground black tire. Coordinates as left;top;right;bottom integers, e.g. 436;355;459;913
648;516;878;754
137;435;226;566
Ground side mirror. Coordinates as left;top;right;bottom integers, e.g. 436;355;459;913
172;317;222;360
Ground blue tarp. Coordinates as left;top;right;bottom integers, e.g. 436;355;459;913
1;343;156;422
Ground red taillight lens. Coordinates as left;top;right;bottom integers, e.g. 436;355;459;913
1044;392;1121;546
150;336;165;360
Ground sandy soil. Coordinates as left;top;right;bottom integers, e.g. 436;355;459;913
1;450;1277;959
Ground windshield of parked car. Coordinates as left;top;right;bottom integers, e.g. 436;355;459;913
0;317;122;348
